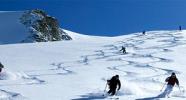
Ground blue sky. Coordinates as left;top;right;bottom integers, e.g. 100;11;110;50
0;0;186;36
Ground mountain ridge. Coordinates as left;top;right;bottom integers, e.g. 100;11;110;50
0;10;72;44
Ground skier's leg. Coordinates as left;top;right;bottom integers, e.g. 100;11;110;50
166;85;173;97
160;85;169;97
108;89;112;94
162;85;173;97
111;88;116;96
124;50;126;54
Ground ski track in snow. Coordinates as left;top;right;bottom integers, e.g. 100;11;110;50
0;89;26;100
0;71;45;86
72;31;186;99
0;62;75;99
25;63;75;77
0;72;32;100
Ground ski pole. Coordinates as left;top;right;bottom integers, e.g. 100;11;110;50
160;83;166;91
103;82;108;96
178;85;182;93
104;82;108;92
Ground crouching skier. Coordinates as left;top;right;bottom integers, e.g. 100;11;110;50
162;72;179;98
120;46;126;54
107;75;121;96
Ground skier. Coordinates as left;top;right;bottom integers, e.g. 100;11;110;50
142;30;146;35
120;46;126;54
162;72;179;97
0;62;4;72
179;26;182;31
107;75;121;96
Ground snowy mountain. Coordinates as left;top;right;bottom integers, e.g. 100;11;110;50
0;10;72;44
0;29;186;100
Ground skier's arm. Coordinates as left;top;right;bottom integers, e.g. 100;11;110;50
165;77;169;82
176;78;179;86
107;80;110;85
117;80;121;90
120;47;124;51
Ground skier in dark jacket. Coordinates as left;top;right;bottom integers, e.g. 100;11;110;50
163;72;179;97
107;75;121;96
142;30;146;35
179;26;182;31
120;46;126;54
0;62;4;72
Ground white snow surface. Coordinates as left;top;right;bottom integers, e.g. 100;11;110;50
0;29;186;100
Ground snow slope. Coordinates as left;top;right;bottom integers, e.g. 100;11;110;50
0;30;186;100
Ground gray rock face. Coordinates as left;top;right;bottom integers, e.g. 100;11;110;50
20;9;72;42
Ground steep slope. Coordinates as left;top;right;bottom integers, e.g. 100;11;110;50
0;30;186;100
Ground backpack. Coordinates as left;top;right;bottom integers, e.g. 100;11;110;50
0;62;4;68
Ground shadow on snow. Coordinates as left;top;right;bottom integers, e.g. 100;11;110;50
71;93;106;100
